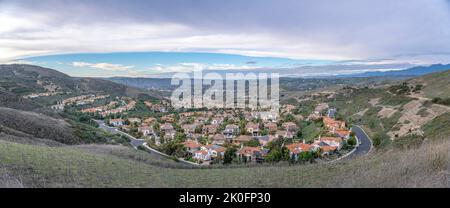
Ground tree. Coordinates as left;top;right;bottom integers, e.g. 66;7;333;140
296;130;303;139
223;147;237;164
372;133;384;147
239;120;247;135
284;114;295;122
245;138;261;147
347;136;357;146
298;151;314;163
174;132;187;142
265;146;290;163
260;129;269;136
198;136;209;145
161;141;187;158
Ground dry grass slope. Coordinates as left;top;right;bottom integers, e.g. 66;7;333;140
0;138;448;188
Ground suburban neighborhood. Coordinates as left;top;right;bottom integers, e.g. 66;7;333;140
71;95;358;165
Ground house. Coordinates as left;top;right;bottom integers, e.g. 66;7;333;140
237;147;264;162
194;144;227;161
109;118;124;127
211;117;224;125
256;135;277;146
282;122;299;133
161;115;175;123
254;111;278;121
335;129;351;140
160;123;174;132
180;112;194;118
264;122;278;132
144;117;157;125
160;123;175;140
234;135;252;144
202;144;227;158
275;130;294;139
312;141;337;156
314;103;329;115
152;104;167;113
164;131;176;141
224;124;239;139
285;143;312;159
182;124;197;135
128;118;142;125
316;137;343;150
327;108;337;119
294;114;304;121
191;133;203;141
196;117;207;124
307;113;322;121
202;124;219;135
194;150;211;161
323;117;346;132
138;126;154;137
211;134;226;145
320;145;337;155
227;116;240;123
183;140;201;153
283;104;296;113
144;101;153;108
246;122;260;136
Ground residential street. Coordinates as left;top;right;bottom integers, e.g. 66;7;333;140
95;120;145;148
349;126;373;158
95;120;198;166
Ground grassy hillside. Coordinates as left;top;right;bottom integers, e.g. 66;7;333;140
0;64;161;109
0;89;42;111
0;138;447;188
0;64;162;145
0;107;130;145
411;69;450;98
0;107;78;144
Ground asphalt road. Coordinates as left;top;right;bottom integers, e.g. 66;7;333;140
95;120;145;148
350;126;373;158
95;120;196;166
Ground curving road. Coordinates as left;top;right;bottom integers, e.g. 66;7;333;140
95;120;145;148
95;120;198;166
349;125;373;158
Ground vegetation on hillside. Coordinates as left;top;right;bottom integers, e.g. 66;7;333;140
0;138;447;188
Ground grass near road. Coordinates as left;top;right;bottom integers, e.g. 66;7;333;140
1;138;448;188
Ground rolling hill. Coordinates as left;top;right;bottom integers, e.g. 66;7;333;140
0;64;161;146
0;64;162;108
409;69;450;99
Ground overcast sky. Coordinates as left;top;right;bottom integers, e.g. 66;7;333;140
1;0;450;76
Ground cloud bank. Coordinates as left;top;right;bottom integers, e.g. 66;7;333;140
1;0;450;76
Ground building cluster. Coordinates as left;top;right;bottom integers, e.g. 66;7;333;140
98;99;354;164
50;94;109;110
81;98;136;117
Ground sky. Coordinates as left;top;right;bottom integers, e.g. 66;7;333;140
1;0;450;77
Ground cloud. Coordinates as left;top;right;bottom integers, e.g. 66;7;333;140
72;62;134;71
149;62;260;73
1;0;450;66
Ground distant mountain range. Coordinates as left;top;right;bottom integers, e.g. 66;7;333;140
105;64;450;90
337;64;450;78
107;63;450;80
